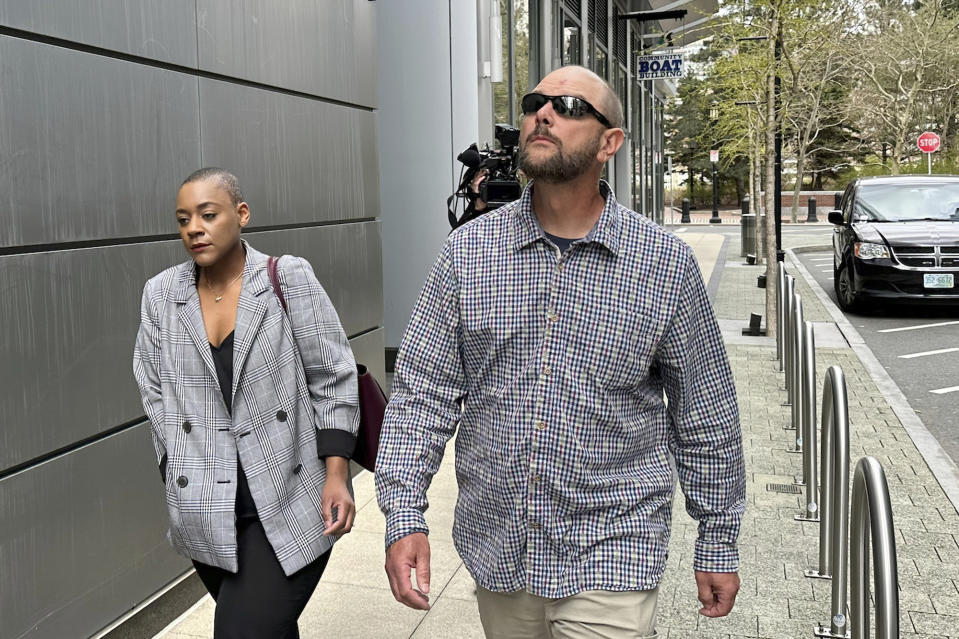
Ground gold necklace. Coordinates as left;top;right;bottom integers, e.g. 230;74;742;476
203;269;243;302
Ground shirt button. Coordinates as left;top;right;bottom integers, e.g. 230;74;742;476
543;365;552;376
534;420;547;430
276;410;287;422
176;476;189;488
182;420;192;433
293;463;302;475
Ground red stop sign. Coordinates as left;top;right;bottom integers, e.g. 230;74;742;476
918;132;941;153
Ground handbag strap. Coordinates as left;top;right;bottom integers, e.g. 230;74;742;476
266;256;287;313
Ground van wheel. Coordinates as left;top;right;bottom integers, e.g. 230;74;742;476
835;259;867;313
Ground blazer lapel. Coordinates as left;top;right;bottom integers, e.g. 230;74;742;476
173;266;220;382
231;248;272;405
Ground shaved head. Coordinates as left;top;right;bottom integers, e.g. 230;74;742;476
535;65;624;130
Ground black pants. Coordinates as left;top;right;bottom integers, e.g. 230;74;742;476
193;517;331;639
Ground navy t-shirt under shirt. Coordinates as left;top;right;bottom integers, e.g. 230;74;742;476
544;231;579;254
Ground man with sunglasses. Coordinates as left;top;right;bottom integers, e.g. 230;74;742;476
377;65;745;638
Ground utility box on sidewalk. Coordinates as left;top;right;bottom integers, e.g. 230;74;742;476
741;213;767;257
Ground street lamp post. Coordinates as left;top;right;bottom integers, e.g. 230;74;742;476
709;103;721;223
687;139;697;207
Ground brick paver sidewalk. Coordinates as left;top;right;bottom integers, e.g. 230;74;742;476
158;230;959;638
655;237;959;638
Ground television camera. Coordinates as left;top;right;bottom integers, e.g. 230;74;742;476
447;124;523;230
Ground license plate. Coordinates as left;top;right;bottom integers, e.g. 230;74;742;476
924;273;955;288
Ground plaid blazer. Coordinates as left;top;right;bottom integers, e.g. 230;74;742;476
133;242;359;575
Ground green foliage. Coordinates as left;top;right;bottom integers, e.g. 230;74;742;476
669;0;959;190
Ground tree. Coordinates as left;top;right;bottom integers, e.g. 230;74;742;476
843;0;959;174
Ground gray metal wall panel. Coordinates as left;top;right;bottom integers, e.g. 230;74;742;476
349;328;386;389
0;37;201;248
0;424;188;639
197;0;376;107
199;78;380;225
0;225;382;473
246;223;383;338
0;0;198;67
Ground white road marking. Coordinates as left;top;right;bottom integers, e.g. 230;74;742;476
878;320;959;333
811;257;832;262
930;385;959;395
821;269;832;273
900;347;959;359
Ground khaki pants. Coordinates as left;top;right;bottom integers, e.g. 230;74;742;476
476;585;659;639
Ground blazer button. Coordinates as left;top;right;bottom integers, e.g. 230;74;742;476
176;476;189;488
182;420;192;433
293;463;302;475
276;410;287;422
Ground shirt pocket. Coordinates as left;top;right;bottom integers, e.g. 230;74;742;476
577;306;662;390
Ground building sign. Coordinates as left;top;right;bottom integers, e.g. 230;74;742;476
636;53;685;80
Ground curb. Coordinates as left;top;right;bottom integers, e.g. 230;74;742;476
786;247;959;516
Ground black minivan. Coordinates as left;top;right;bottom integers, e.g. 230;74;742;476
830;175;959;311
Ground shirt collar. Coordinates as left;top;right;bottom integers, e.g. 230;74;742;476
511;179;621;256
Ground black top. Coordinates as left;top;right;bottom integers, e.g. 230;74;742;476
210;331;258;519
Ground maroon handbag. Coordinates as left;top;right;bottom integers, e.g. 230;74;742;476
267;256;385;472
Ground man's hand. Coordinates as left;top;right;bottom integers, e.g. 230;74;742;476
321;456;355;535
385;532;431;610
695;571;740;617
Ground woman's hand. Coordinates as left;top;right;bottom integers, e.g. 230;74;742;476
321;456;355;536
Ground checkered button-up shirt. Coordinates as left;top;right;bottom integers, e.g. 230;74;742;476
376;182;745;597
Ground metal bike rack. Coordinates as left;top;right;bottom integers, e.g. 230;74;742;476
850;456;900;639
809;367;851;639
795;320;818;518
788;292;804;449
783;275;796;405
777;262;787;370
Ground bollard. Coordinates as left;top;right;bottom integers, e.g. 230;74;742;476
777;263;786;370
783;276;796;400
795;320;819;516
809;367;851;639
849;457;899;639
806;196;819;223
788;293;804;449
681;198;691;223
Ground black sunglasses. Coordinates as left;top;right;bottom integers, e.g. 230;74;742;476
521;92;613;129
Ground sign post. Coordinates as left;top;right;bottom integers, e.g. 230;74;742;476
709;149;721;223
917;132;941;175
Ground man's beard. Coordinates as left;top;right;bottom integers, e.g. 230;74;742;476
518;128;602;183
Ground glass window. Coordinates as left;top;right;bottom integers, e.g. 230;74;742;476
492;0;510;125
493;0;532;127
562;14;581;65
513;0;530;124
593;44;607;79
854;183;959;222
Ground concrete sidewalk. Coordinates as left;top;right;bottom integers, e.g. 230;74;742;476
156;232;959;638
